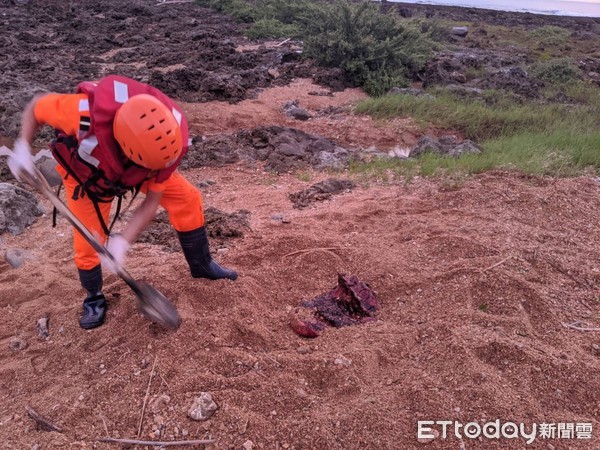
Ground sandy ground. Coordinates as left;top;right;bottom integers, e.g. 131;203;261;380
2;78;600;448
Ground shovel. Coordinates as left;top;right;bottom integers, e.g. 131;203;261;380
3;148;181;329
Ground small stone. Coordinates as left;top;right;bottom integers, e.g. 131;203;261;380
173;426;179;436
99;364;105;369
282;445;289;450
9;336;27;352
296;345;311;355
270;410;277;416
547;444;555;450
133;369;141;376
333;356;352;367
217;248;228;256
242;440;254;450
238;418;249;434
78;394;84;401
188;392;218;421
451;26;469;37
100;369;107;375
36;317;49;339
592;344;599;350
5;248;35;269
271;213;284;221
150;394;171;413
31;445;40;450
281;218;291;224
181;429;189;437
141;358;149;369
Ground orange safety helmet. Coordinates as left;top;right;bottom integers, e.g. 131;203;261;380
113;94;183;170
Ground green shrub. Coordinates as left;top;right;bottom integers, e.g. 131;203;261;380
198;0;434;96
530;58;582;84
247;18;302;39
303;1;434;95
196;0;257;22
530;25;570;46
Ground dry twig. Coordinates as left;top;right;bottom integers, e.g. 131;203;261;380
275;38;291;47
137;355;158;437
25;406;63;433
480;255;513;273
156;0;194;5
561;321;600;332
98;437;215;446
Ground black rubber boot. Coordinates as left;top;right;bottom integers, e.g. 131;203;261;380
177;226;238;281
78;265;107;329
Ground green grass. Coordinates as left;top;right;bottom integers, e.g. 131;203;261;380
353;83;600;178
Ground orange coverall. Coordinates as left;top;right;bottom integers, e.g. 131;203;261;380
34;93;204;270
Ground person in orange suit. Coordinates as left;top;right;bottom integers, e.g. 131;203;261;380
9;75;237;329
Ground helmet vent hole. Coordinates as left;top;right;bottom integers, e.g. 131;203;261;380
148;124;155;131
171;140;176;145
151;108;157;113
138;154;143;162
140;114;147;119
159;119;165;124
155;136;162;141
166;129;172;135
161;146;167;151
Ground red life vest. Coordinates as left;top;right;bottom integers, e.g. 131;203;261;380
51;75;189;201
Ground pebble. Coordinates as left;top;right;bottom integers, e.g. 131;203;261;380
188;392;218;421
271;213;284;221
36;317;49;339
100;369;107;375
217;248;229;256
592;344;599;350
5;248;34;269
333;356;352;367
9;336;27;352
296;345;311;355
181;429;189;437
242;440;254;450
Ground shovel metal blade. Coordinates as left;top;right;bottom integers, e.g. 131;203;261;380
135;282;181;330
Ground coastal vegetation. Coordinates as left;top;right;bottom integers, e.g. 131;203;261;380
197;0;600;178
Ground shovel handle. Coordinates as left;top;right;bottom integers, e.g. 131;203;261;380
19;166;138;285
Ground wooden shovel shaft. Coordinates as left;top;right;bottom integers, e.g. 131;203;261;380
20;165;142;293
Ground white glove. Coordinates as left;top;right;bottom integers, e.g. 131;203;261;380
7;138;36;182
99;234;130;273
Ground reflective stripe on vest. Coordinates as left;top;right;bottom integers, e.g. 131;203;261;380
78;136;100;167
114;80;129;103
172;107;182;126
79;99;89;112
